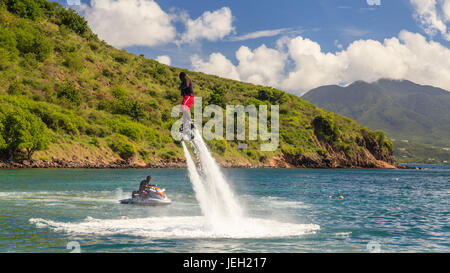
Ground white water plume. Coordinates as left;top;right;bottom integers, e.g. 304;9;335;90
182;129;244;232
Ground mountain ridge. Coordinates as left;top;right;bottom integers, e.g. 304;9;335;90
302;79;450;164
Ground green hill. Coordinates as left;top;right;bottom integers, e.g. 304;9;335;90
0;0;394;168
302;79;450;164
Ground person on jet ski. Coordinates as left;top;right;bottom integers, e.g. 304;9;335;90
178;72;195;139
137;176;153;198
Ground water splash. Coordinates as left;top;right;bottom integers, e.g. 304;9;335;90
182;129;243;232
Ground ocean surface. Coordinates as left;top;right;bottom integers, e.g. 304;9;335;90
0;166;449;253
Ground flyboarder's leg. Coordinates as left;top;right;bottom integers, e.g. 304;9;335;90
180;95;195;140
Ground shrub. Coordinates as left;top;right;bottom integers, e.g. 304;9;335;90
85;124;110;137
209;87;226;108
102;68;114;78
57;7;89;35
0;28;19;60
33;36;53;61
0;114;6;151
106;117;143;141
111;85;128;99
89;42;99;51
0;94;85;136
281;145;304;157
5;0;41;20
57;82;81;106
63;52;83;71
257;88;286;104
164;89;179;103
159;148;175;160
7;80;30;96
112;50;129;64
107;88;146;121
125;100;145;121
35;0;55;17
210;139;227;155
0;48;10;70
312;115;341;143
108;134;136;159
14;27;53;61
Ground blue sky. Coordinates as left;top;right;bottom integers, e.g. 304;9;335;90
56;0;450;93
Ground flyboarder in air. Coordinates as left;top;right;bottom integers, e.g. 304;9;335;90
178;72;195;140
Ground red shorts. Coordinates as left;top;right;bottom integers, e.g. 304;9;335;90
181;95;194;112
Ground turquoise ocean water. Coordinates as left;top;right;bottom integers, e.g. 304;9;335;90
0;166;448;252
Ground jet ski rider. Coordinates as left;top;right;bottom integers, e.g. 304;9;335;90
138;176;154;198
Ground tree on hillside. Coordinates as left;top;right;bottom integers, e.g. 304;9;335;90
0;113;6;151
0;109;50;160
57;7;89;35
4;0;41;20
312;115;341;144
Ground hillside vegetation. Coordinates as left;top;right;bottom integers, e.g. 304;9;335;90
0;0;394;168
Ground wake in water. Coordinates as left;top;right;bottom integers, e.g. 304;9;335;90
30;216;319;239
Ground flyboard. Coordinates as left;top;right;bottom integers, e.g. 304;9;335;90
180;120;203;173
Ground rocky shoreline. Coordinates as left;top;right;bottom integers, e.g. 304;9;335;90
0;159;185;169
0;158;417;169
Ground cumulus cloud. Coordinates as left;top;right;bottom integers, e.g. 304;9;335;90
82;0;176;48
156;55;171;65
191;53;240;81
444;0;450;20
191;31;450;93
191;45;286;87
81;1;235;48
410;0;450;40
180;7;235;43
235;45;286;87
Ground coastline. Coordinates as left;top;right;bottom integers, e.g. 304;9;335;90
0;159;413;170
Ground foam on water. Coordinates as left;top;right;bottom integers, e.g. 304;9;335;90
0;190;125;203
29;216;319;239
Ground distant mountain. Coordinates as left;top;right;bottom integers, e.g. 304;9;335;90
302;79;450;163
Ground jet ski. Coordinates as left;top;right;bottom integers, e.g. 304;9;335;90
120;185;172;206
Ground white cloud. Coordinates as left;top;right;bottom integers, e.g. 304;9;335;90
191;53;240;81
410;0;450;40
191;45;286;87
444;0;450;21
81;1;236;49
191;31;450;93
180;7;235;43
156;55;171;65
235;45;286;87
229;28;290;42
341;27;370;37
82;0;176;48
